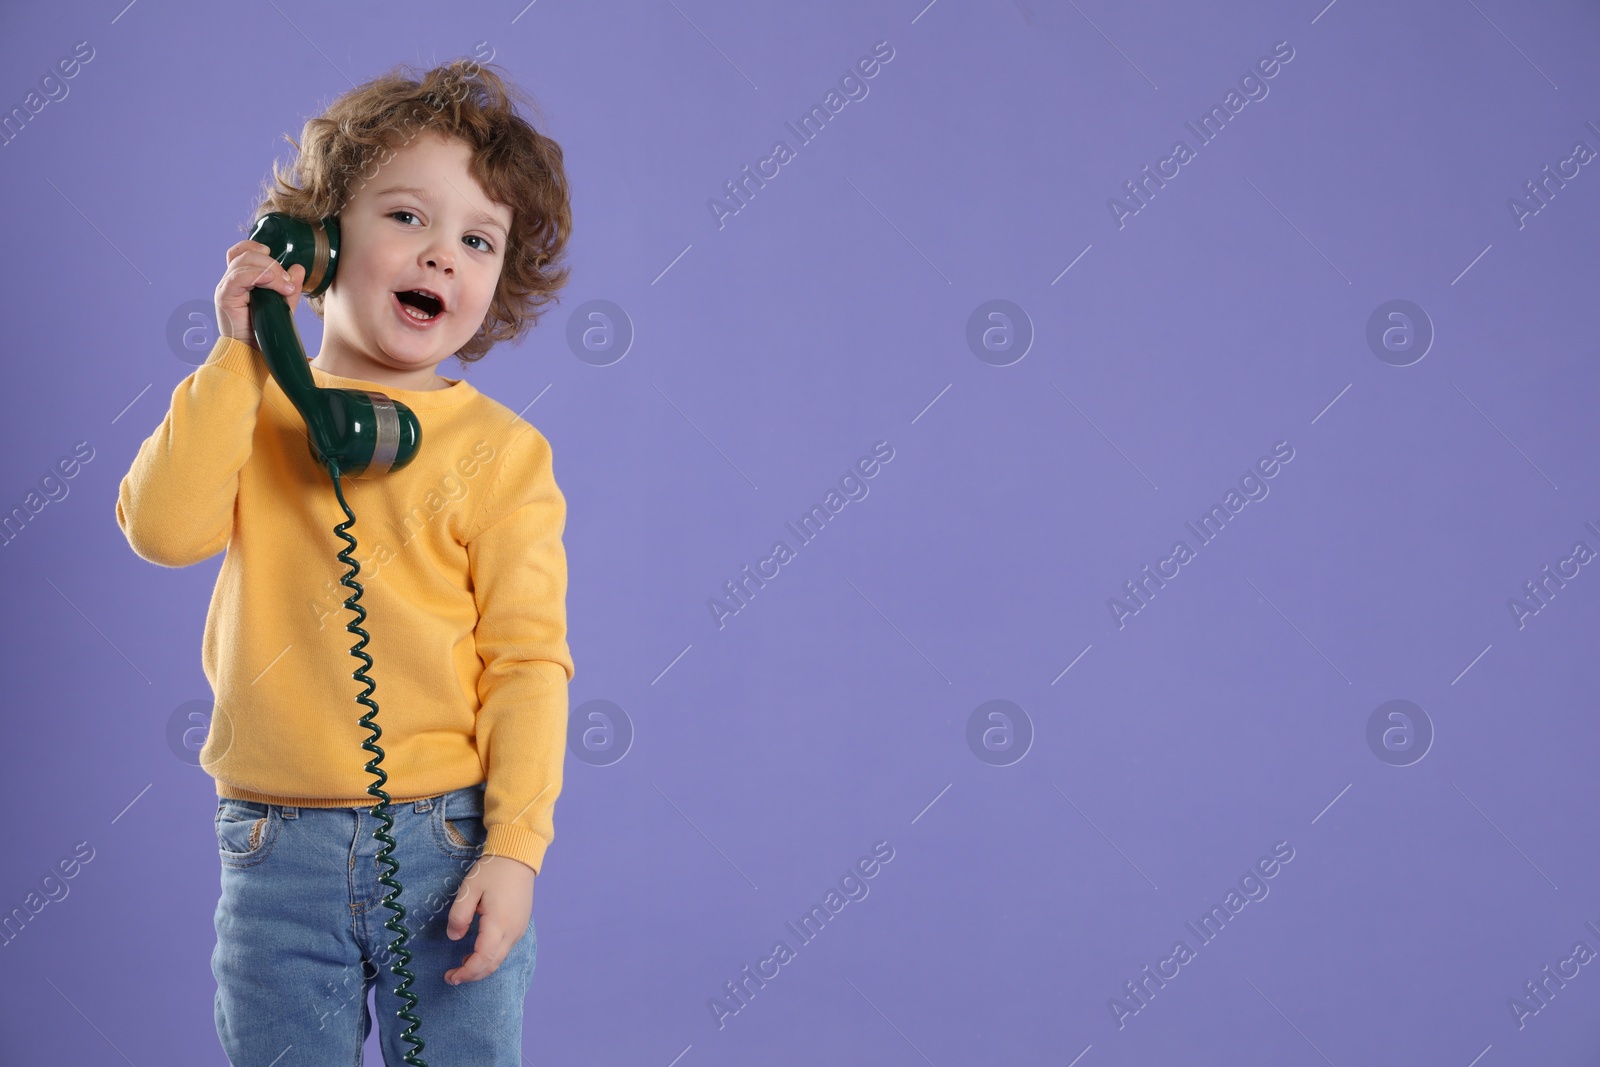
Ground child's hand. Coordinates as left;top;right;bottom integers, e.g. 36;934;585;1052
215;239;306;346
443;854;535;985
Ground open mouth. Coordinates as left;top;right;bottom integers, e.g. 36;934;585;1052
394;290;445;322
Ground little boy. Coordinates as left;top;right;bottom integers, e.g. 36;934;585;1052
115;59;574;1065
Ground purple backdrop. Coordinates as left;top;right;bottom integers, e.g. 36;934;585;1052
3;0;1599;1063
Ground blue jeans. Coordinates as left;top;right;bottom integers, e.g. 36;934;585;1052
211;782;537;1066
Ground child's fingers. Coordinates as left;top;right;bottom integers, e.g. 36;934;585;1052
230;256;300;297
223;239;266;265
285;264;306;308
214;244;304;340
224;242;303;290
445;924;511;985
445;883;481;941
225;242;284;288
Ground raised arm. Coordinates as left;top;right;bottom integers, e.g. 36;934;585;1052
116;239;304;567
115;337;272;567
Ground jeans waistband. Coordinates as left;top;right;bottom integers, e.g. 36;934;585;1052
270;782;486;820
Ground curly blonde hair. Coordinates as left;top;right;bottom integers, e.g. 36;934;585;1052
247;58;571;364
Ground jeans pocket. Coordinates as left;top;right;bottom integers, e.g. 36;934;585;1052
216;799;276;867
435;795;487;860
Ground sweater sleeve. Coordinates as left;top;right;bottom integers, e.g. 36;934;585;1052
465;424;575;875
116;336;271;568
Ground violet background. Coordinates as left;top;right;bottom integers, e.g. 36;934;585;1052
2;0;1599;1063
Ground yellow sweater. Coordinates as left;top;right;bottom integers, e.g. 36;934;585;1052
116;335;573;874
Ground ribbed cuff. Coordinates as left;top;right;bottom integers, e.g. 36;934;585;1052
483;823;548;876
203;335;270;390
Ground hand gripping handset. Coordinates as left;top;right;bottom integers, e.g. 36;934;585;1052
246;211;432;1066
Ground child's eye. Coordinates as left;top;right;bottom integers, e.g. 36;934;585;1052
390;214;489;254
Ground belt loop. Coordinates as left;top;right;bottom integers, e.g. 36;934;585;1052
414;797;433;814
281;805;299;819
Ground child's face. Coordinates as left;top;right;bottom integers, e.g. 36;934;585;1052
324;131;512;375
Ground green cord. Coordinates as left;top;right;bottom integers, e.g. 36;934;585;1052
328;462;428;1066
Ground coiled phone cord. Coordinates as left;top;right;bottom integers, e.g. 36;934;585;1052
328;460;429;1067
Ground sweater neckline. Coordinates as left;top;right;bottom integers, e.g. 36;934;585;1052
307;364;477;409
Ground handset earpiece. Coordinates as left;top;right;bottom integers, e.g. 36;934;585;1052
246;212;422;479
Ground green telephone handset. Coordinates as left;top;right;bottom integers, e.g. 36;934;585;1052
245;212;422;477
245;211;432;1066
